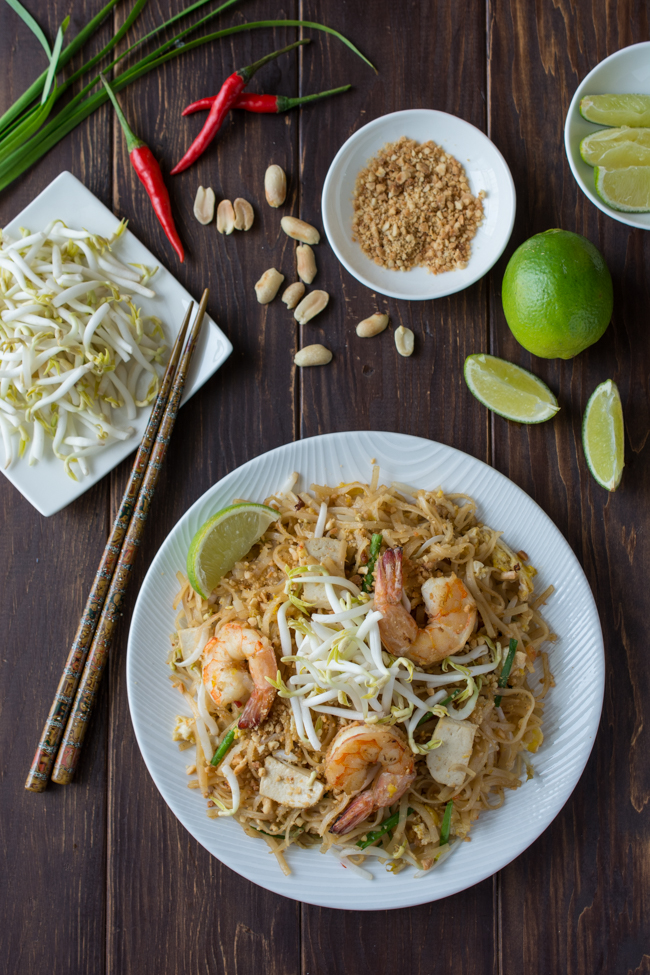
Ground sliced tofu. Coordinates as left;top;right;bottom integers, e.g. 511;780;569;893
176;625;209;661
302;537;347;608
426;717;478;788
258;756;326;809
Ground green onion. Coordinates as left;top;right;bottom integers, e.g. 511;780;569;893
439;800;453;845
416;688;462;727
0;0;121;134
0;13;375;193
494;637;518;707
210;728;235;766
361;533;383;593
5;0;54;58
356;807;414;849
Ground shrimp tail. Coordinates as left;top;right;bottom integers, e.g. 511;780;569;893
330;789;376;835
376;548;418;655
375;547;403;605
238;686;275;729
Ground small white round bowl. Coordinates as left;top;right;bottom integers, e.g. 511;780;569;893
321;109;516;301
565;42;650;231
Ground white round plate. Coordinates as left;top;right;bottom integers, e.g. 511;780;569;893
321;110;516;300
127;431;604;910
565;42;650;230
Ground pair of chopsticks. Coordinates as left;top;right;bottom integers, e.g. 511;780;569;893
25;289;209;791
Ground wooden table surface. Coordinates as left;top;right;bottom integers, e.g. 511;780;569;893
1;1;649;972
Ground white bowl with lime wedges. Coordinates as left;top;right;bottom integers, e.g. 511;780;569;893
565;41;650;229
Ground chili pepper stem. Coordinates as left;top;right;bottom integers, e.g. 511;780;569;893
100;74;144;152
237;38;309;83
276;85;351;112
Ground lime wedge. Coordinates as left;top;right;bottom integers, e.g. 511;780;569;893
580;94;650;127
187;503;279;598
580;137;650;168
464;354;560;423
594;165;650;212
582;379;624;491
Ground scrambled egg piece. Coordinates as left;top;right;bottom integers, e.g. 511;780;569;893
172;715;195;744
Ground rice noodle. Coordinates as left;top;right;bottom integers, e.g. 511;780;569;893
168;469;555;880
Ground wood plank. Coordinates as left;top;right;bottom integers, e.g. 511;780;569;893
105;8;302;974
297;2;495;972
487;2;650;973
0;4;113;973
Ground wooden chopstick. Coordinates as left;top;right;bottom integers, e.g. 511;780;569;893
50;289;209;785
25;294;202;791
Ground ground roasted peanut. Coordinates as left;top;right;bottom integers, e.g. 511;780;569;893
352;136;485;274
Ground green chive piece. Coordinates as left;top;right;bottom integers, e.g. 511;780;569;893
440;800;453;846
356;807;414;849
361;533;383;593
494;637;518;707
211;728;235;766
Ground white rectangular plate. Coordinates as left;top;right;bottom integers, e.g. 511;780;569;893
1;171;232;516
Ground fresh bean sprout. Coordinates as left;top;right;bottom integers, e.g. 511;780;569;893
0;219;167;477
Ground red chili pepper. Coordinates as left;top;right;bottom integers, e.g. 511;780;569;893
171;39;309;175
182;85;352;117
101;76;184;262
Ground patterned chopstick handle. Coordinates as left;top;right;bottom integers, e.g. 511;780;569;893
25;304;194;792
51;290;209;784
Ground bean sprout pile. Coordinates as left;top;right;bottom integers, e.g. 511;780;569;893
0;220;166;478
274;565;504;757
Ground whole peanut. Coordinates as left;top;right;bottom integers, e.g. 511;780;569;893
294;290;329;325
265;165;287;207
296;244;317;284
255;268;285;304
282;282;305;309
281;216;320;245
294;344;332;367
356;313;389;337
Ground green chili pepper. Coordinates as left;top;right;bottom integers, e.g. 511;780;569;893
440;800;453;846
416;689;462;727
210;728;235;766
494;638;518;707
356;806;414;849
361;533;383;593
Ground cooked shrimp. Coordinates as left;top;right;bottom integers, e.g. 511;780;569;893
202;621;278;729
375;547;476;665
325;723;415;835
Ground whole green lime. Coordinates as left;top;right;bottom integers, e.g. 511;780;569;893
501;229;613;359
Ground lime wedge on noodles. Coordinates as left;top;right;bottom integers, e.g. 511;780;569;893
582;379;624;491
187;503;279;598
464;353;559;423
580;94;650;127
594;166;650;212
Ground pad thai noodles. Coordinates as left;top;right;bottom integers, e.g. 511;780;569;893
168;468;555;879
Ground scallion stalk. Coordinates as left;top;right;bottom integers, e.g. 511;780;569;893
356;807;414;849
210;728;235;766
439;800;453;845
0;15;375;193
494;637;518;707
